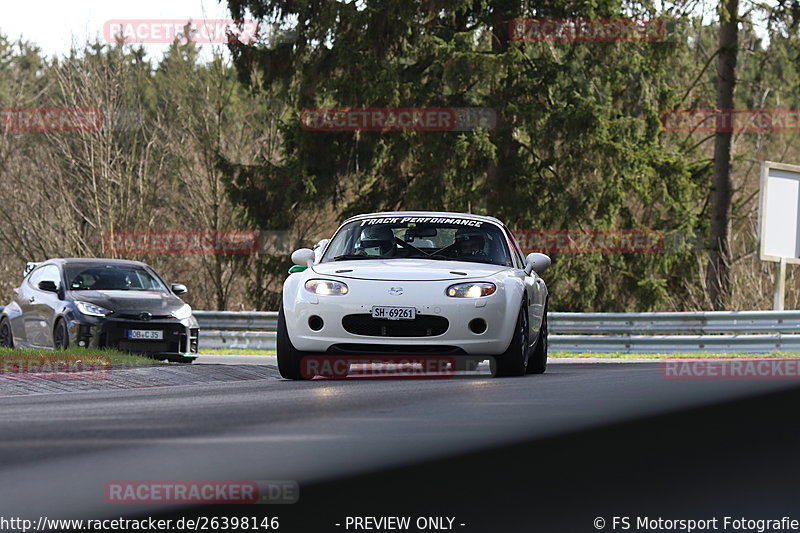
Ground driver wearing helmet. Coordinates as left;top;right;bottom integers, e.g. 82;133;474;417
454;228;486;257
357;225;397;256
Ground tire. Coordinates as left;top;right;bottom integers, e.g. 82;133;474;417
491;304;528;377
526;301;548;374
0;318;13;348
277;303;310;380
53;319;69;350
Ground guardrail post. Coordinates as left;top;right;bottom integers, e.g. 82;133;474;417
773;257;787;311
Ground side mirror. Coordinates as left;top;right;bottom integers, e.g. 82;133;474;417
525;253;551;274
38;280;59;293
291;248;315;267
171;283;188;295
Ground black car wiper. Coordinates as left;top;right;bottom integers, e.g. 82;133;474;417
332;254;379;261
404;253;459;261
408;253;503;265
456;257;506;265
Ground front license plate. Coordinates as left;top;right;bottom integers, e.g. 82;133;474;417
372;306;416;321
127;330;164;340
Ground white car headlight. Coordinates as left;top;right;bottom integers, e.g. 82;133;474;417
75;301;113;317
445;282;497;298
171;304;193;320
305;279;349;296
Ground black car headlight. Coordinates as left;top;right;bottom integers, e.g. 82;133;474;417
445;282;497;298
75;301;113;317
171;304;193;320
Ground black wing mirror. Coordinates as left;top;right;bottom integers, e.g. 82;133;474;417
38;281;58;293
171;283;188;295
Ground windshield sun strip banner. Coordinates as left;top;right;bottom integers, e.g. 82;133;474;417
356;217;484;227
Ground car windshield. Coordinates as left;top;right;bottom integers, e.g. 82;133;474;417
322;216;513;267
64;264;166;291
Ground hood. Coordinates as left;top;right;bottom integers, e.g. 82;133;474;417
69;290;185;315
311;259;509;281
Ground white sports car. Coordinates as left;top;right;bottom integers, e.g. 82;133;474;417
278;211;550;379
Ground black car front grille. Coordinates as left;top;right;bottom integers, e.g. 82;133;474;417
342;314;449;337
101;321;186;354
114;313;173;320
117;340;172;353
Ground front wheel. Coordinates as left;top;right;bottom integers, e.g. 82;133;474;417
277;304;310;380
491;304;528;377
53;319;69;350
526;301;548;374
0;318;13;348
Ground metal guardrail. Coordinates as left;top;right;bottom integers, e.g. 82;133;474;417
195;310;800;353
193;311;278;331
550;311;800;335
550;334;800;352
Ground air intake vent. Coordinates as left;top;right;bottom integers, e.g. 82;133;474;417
342;314;448;337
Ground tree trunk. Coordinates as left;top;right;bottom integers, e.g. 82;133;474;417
486;5;515;217
707;0;739;310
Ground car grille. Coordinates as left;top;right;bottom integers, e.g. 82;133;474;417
328;344;465;355
341;314;449;337
117;340;172;353
114;313;173;320
101;321;187;354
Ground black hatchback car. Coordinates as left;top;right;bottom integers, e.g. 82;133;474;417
0;258;199;362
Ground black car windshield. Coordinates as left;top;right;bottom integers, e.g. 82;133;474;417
322;216;513;267
64;264;166;291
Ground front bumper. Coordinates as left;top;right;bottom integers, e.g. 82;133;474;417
67;314;199;356
285;280;518;356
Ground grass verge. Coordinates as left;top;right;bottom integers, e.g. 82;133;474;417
0;347;160;365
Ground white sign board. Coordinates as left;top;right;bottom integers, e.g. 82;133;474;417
759;161;800;264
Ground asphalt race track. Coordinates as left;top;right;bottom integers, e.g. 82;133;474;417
1;358;799;532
